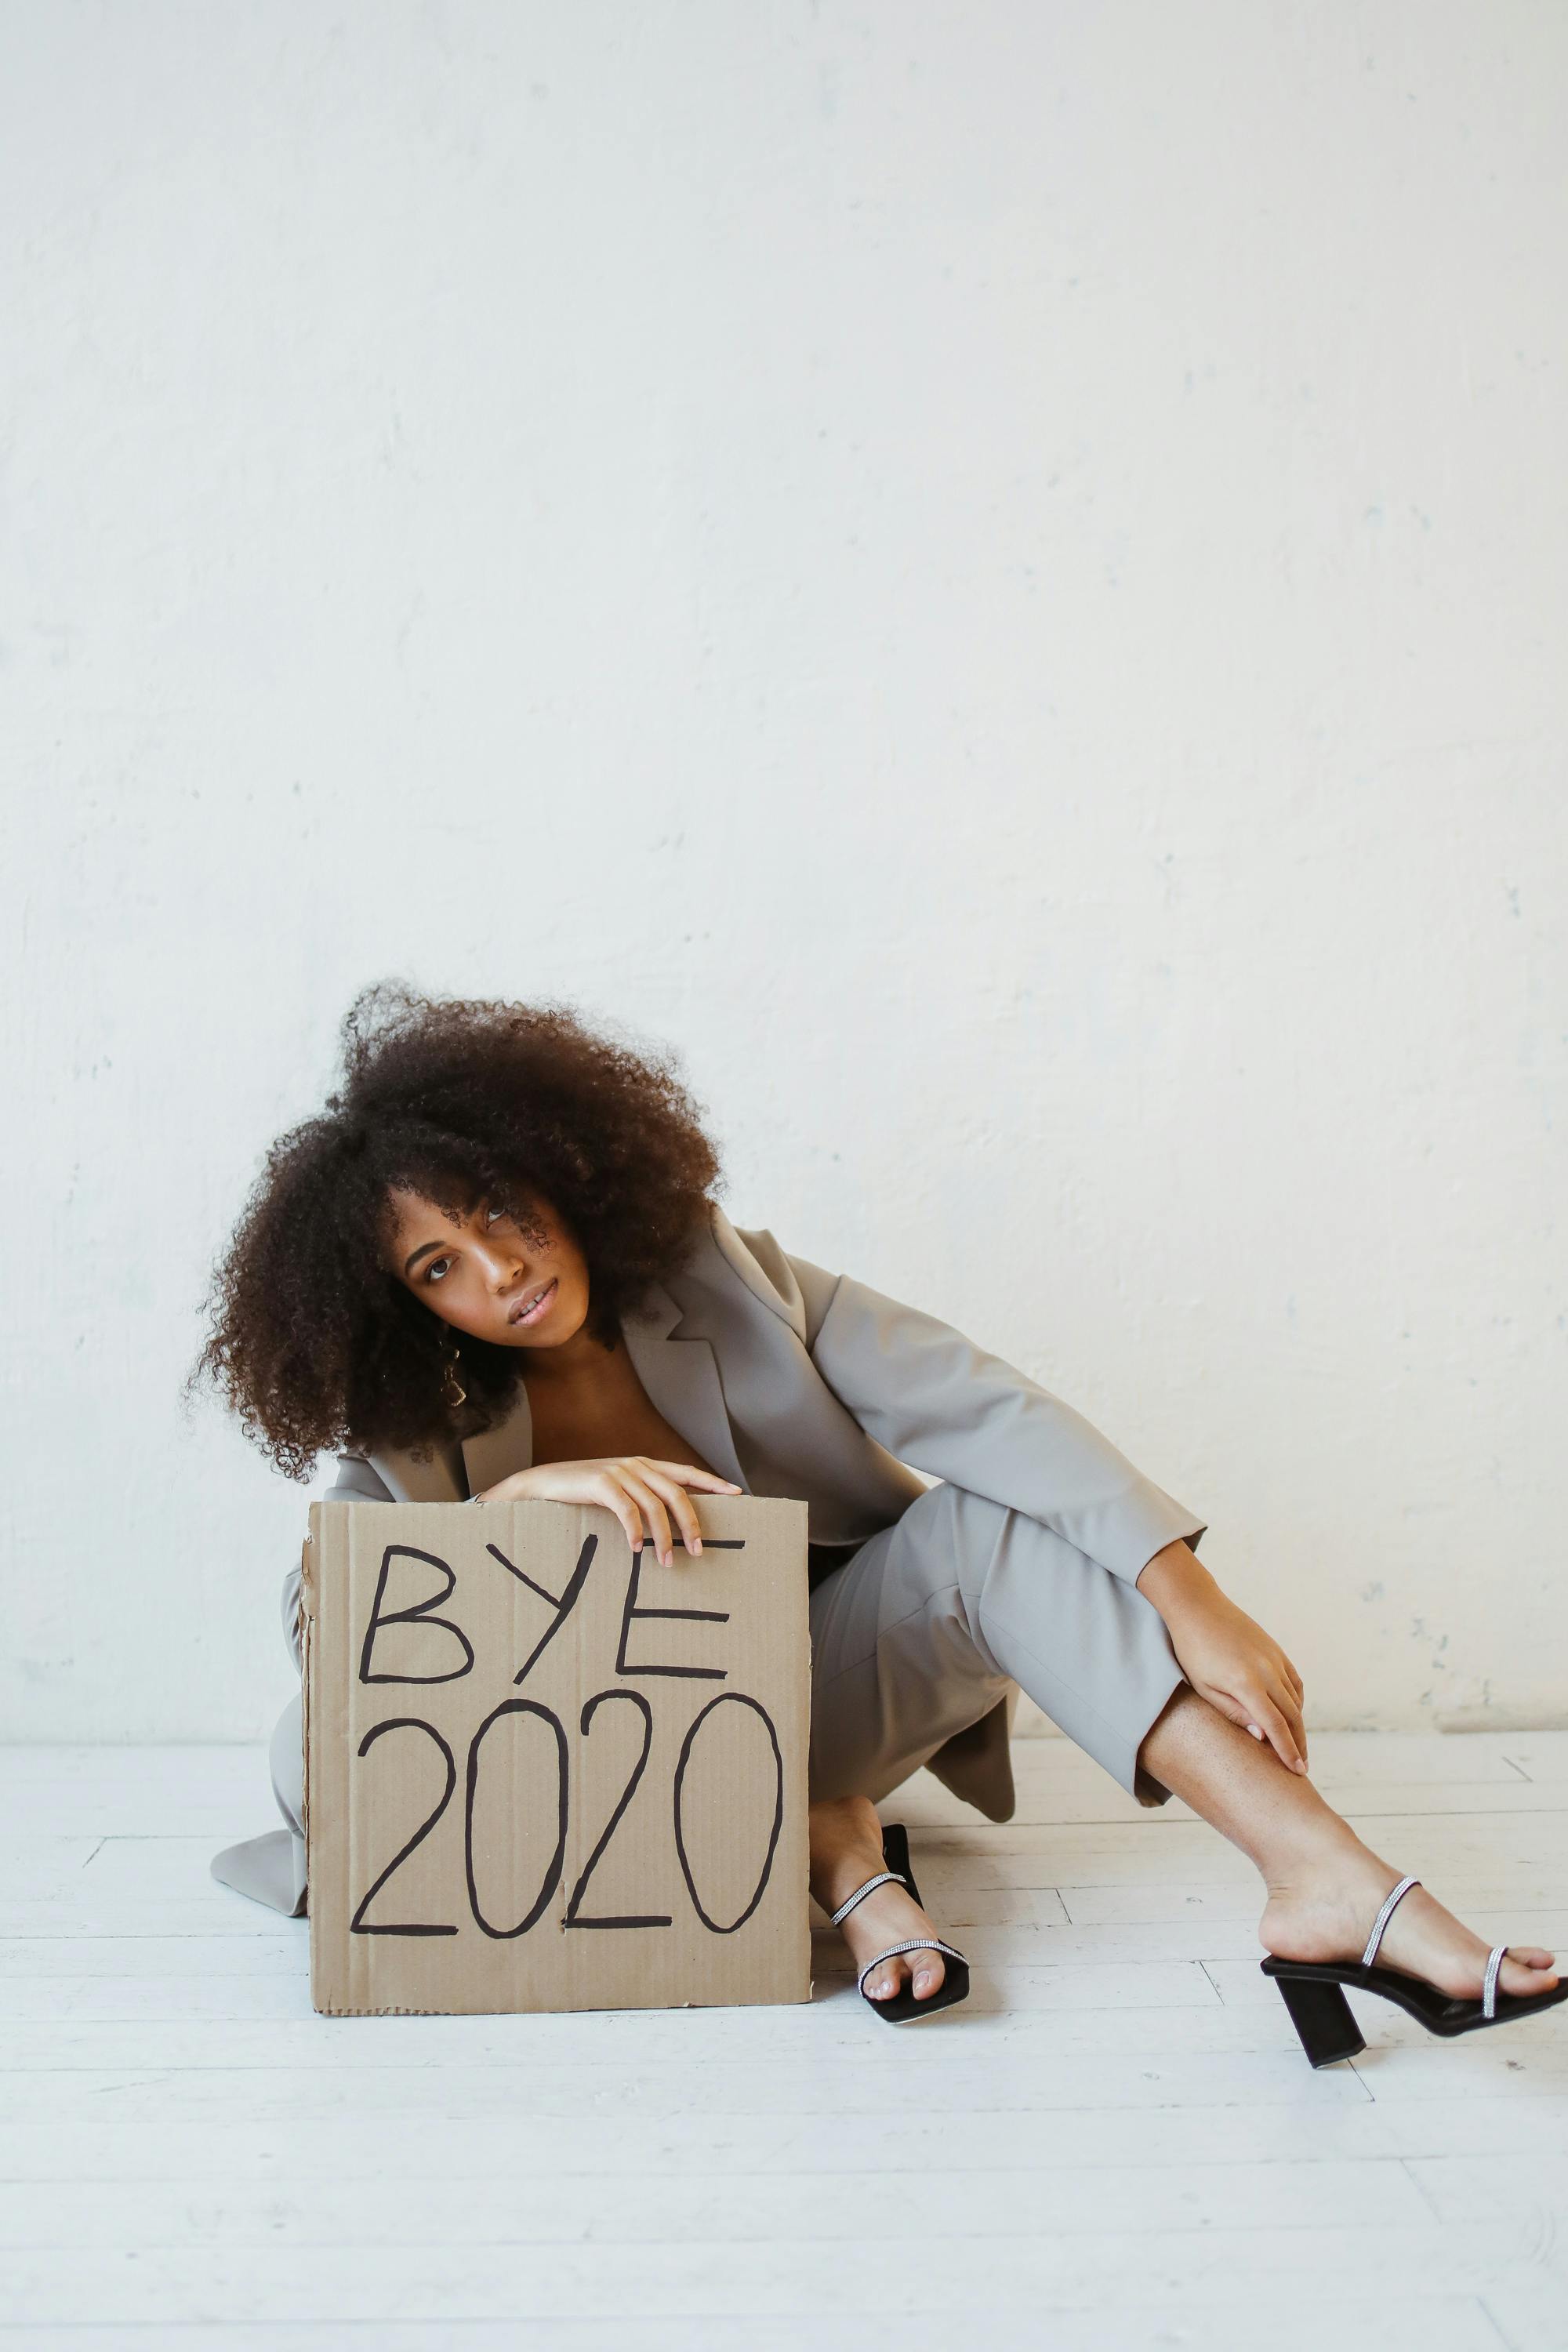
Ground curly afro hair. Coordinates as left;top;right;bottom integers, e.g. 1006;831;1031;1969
191;982;724;1480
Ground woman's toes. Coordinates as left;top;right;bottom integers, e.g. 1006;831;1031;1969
863;1949;946;2002
1500;1947;1559;1995
910;1951;946;2001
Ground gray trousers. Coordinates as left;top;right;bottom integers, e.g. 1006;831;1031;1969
212;1481;1185;1918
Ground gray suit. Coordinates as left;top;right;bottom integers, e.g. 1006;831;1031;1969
212;1205;1206;1916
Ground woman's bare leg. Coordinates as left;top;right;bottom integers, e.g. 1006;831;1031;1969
808;1795;950;2005
1141;1687;1559;1998
811;1692;1559;2013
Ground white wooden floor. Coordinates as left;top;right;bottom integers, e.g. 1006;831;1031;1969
2;1733;1566;2351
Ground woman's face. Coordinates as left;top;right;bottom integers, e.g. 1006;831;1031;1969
383;1187;593;1352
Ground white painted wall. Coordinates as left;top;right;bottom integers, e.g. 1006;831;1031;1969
3;1;1564;1744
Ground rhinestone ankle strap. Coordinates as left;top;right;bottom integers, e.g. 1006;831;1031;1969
1362;1874;1420;1969
829;1870;906;1927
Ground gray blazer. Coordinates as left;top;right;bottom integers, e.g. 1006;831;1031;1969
279;1207;1205;1813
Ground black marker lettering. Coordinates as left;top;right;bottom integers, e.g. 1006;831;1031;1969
358;1546;475;1686
615;1541;742;1681
485;1534;597;1685
672;1690;785;1935
349;1718;459;1936
463;1697;568;1939
564;1690;673;1929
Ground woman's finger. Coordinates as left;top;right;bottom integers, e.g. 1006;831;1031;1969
1203;1683;1261;1740
616;1472;673;1563
1249;1689;1305;1774
1277;1681;1308;1770
634;1462;705;1556
645;1461;743;1492
616;1472;675;1565
592;1473;646;1559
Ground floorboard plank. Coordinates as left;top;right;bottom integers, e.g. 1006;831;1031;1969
0;2301;1514;2351
1;2225;1549;2327
0;2154;1435;2249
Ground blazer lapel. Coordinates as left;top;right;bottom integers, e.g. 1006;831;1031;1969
620;1283;750;1493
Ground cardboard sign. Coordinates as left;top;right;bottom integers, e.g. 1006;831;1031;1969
303;1495;811;2017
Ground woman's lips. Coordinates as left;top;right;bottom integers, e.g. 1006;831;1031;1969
509;1277;557;1327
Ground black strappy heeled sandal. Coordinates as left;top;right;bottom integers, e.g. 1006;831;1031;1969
829;1821;971;2026
1263;1872;1568;2067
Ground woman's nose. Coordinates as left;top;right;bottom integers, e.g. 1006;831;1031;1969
476;1240;524;1290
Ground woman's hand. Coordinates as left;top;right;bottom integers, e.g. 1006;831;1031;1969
1137;1541;1308;1774
474;1458;742;1567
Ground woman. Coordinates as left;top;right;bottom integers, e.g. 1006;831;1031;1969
196;983;1562;2049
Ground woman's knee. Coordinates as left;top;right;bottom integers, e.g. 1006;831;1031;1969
893;1479;1011;1590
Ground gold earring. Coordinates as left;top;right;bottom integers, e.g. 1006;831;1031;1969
441;1336;467;1409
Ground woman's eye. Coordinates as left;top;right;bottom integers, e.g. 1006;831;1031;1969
424;1257;453;1283
484;1207;505;1226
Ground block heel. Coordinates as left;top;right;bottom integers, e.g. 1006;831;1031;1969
1266;1966;1367;2067
1261;1874;1566;2067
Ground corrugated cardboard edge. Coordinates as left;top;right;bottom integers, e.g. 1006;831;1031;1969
300;1516;315;1950
303;1508;332;2014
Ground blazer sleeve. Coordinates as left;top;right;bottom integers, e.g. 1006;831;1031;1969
781;1247;1207;1584
280;1452;395;1672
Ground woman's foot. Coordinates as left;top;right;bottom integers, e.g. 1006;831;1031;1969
1140;1687;1560;2009
809;1795;949;2006
1261;1843;1559;2002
